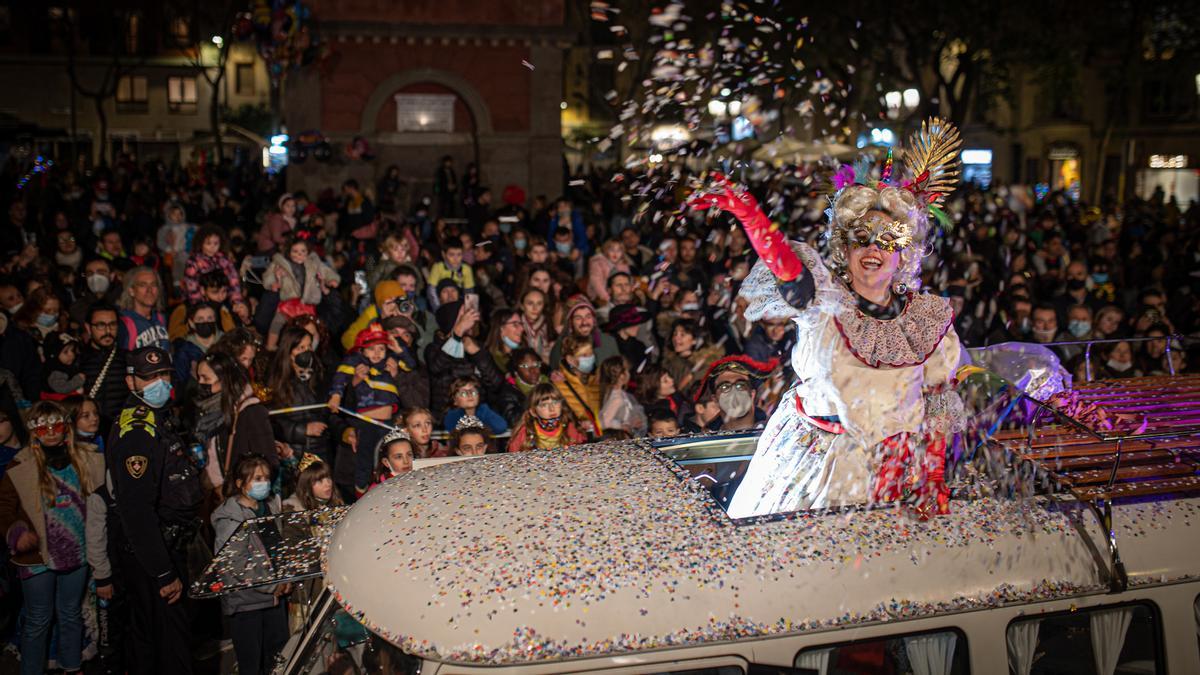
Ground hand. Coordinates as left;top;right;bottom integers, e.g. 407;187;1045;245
14;530;37;554
305;421;328;437
273;582;293;596
275;266;285;281
160;578;182;604
462;335;480;355
384;357;399;377
96;583;114;600
452;304;480;338
275;441;294;460
326;277;340;288
327;394;341;411
550;371;565;384
353;363;369;382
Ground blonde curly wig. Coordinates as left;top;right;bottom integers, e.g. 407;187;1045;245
827;184;928;292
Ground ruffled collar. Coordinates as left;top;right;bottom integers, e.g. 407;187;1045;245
833;291;953;368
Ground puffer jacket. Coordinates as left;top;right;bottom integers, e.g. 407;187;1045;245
211;495;283;615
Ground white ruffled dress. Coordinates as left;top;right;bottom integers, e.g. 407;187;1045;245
726;243;965;518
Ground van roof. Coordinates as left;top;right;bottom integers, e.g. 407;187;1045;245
323;439;1200;666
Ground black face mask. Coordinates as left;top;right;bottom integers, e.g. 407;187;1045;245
193;321;217;338
42;442;70;470
198;382;215;398
1067;279;1086;292
293;350;316;382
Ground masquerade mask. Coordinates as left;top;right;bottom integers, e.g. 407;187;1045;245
31;415;68;438
847;212;913;253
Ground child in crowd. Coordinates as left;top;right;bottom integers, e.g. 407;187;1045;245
264;234;339;350
283;455;345;512
65;397;103;453
442;376;508;435
41;331;85;400
370;429;415;490
401;407;449;459
211;456;289;675
598;355;647;436
648;407;681;438
426;239;475;308
327;326;400;496
507;384;587;452
451;416;491;456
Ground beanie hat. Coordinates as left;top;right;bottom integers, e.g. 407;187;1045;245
436;300;464;335
374;280;404;308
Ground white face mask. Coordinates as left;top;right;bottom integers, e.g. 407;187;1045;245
717;389;753;420
87;273;111;295
1107;359;1132;372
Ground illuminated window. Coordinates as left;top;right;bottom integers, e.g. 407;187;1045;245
169;17;190;45
116;75;148;113
167;76;198;113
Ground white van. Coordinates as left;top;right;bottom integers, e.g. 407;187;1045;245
200;376;1200;675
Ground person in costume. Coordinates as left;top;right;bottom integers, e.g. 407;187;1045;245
691;118;968;519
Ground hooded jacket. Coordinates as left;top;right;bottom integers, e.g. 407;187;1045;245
211;494;283;615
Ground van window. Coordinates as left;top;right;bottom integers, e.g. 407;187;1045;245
1006;601;1162;675
648;668;741;675
794;628;968;674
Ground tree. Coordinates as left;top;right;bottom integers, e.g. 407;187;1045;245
57;6;147;166
163;0;241;163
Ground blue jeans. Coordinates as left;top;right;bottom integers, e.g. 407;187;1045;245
20;566;88;675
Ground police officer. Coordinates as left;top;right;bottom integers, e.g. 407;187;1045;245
107;346;204;674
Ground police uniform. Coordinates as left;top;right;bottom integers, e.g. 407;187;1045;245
106;347;204;675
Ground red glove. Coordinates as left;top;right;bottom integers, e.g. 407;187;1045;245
688;173;804;281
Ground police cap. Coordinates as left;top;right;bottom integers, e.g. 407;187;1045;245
126;346;173;378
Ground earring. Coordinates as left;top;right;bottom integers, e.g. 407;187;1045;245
894;282;908;295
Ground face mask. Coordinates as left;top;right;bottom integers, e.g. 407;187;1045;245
246;480;271;501
499;222;512;234
1032;328;1056;342
441;337;465;359
36;313;58;328
681;302;701;312
1018;317;1031;334
9;303;22;315
294;351;316;381
1092;273;1109;284
534;415;561;432
41;442;70;470
87;274;110;294
138;378;172;408
1107;359;1132;373
513;238;527;251
555;242;572;255
1068;320;1091;338
501;335;521;350
575;354;596;374
717;389;753;420
198;382;215;398
193;321;217;338
75;429;95;440
1067;279;1086;291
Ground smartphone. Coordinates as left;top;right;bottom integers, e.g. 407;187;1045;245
354;270;367;295
464;293;479;313
249;255;271;268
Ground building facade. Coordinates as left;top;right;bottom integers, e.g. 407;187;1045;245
284;0;570;212
0;5;271;167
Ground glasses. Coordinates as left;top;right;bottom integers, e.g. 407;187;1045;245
503;320;523;328
518;363;542;371
455;388;480;397
90;321;118;330
715;381;751;394
32;421;68;438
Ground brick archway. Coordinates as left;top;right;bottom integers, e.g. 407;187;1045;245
359;68;494;136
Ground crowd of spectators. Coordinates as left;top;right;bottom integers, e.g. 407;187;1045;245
0;150;1195;671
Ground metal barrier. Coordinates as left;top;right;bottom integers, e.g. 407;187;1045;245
268;403;511;439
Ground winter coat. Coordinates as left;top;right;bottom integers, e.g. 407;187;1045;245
264;252;338;306
424;337;504;420
211;495;283;615
600;388;647;436
270;380;331;461
182;252;244;305
506;422;587;452
553;367;603;434
0;447;104;567
327;353;401;413
80;345;127;424
443;404;508;434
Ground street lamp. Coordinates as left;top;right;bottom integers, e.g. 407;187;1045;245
211;35;224;47
902;88;920;109
707;100;728;117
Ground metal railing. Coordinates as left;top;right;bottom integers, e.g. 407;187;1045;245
268;403;511;439
974;334;1186;382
